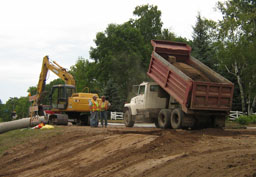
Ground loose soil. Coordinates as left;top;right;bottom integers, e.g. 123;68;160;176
0;126;256;177
173;62;211;82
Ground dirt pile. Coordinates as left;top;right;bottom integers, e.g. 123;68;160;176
173;62;211;82
0;126;256;177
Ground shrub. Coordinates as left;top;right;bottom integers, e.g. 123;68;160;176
249;115;256;124
236;115;249;125
235;115;256;125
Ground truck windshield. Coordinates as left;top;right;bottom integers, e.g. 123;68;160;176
138;85;145;95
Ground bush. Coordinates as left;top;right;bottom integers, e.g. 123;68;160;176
235;115;256;125
249;115;256;124
236;115;249;125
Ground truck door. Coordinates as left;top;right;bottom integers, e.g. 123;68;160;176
145;84;167;109
135;85;146;110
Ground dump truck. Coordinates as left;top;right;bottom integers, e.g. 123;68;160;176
124;40;234;129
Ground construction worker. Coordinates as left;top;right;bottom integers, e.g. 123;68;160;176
100;96;111;127
89;95;100;127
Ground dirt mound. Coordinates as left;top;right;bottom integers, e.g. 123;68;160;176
0;126;256;177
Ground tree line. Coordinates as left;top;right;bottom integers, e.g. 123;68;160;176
0;0;255;121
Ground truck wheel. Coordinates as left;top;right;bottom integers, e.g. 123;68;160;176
154;119;160;128
158;109;171;129
124;109;135;127
170;108;184;129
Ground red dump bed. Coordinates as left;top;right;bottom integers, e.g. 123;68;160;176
147;40;234;113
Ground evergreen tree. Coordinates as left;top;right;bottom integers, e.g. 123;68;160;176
192;13;215;67
103;79;123;112
159;28;190;44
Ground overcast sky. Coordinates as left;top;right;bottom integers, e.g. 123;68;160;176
0;0;223;103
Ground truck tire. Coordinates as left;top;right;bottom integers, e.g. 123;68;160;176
154;119;160;128
170;108;184;129
158;109;171;129
124;109;135;127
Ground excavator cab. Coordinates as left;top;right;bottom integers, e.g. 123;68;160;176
49;84;75;110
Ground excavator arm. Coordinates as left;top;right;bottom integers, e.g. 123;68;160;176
29;56;76;115
36;56;75;103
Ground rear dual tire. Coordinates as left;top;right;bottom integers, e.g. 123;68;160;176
156;108;184;129
157;109;171;129
170;108;184;129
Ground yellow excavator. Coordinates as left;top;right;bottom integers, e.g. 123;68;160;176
29;56;99;125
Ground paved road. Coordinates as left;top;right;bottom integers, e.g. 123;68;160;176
108;122;155;128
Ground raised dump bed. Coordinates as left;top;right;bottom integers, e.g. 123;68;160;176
147;40;234;113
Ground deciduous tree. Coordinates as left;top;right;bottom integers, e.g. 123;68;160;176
217;0;256;113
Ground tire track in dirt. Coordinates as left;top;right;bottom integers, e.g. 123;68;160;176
0;129;158;177
142;148;256;177
80;129;256;177
139;133;256;177
66;133;158;177
1;127;256;177
75;130;201;177
0;133;105;176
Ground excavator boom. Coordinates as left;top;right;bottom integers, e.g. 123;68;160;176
29;56;76;116
35;56;75;103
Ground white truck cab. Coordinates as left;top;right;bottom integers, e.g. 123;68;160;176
124;82;168;127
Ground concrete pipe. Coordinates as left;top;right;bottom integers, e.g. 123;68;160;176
30;116;48;126
0;118;30;134
0;116;47;134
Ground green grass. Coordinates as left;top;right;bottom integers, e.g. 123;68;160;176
108;119;124;123
0;127;63;157
225;120;247;129
225;119;256;129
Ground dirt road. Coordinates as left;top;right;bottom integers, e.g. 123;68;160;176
0;126;256;177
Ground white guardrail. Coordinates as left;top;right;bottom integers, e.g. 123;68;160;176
110;112;124;120
229;111;244;121
111;111;253;121
229;111;256;120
